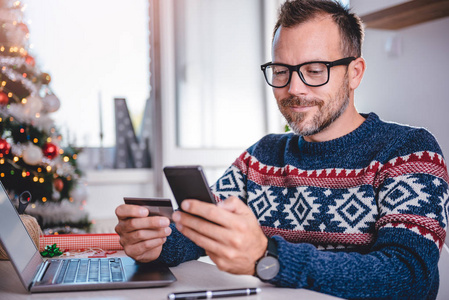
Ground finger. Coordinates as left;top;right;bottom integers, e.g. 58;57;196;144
217;196;244;214
120;225;171;243
115;204;149;220
116;215;171;234
181;200;235;227
175;219;230;255
122;238;166;263
173;210;236;251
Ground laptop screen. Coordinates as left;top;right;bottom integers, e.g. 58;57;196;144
0;181;42;276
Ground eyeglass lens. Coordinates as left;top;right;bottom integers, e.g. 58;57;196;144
265;62;328;87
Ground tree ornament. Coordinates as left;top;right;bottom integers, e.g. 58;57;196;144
42;142;58;159
18;22;29;34
0;138;11;155
54;178;64;192
25;55;35;67
41;72;51;84
23;95;43;117
71;183;88;203
41;93;60;113
22;143;43;165
0;91;8;105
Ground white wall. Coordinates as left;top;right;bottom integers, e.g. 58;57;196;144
351;1;449;158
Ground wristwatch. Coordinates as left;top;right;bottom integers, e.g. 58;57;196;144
255;237;280;281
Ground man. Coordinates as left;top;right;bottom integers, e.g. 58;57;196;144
115;0;448;299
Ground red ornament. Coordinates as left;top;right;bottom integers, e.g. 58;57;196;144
54;178;64;192
0;138;11;156
42;142;59;159
0;91;8;105
18;22;29;34
25;55;35;67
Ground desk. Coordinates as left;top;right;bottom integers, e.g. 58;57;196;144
0;258;342;300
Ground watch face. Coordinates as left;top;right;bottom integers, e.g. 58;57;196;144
256;256;280;281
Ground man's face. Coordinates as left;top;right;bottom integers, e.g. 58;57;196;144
272;16;352;138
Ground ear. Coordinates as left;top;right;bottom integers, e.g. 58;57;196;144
348;57;366;90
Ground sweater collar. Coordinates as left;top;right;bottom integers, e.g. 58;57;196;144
297;113;379;155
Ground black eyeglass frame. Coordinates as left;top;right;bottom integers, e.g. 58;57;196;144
260;57;356;88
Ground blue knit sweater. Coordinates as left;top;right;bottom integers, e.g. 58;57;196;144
158;113;448;299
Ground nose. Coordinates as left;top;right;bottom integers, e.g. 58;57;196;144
288;70;309;96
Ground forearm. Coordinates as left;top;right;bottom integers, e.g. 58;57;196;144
156;223;206;266
269;227;440;299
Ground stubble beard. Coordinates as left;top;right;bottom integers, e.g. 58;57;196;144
278;76;350;137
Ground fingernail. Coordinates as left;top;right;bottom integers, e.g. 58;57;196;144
176;223;183;231
139;208;148;216
160;218;170;227
172;212;181;222
164;227;172;235
181;200;190;211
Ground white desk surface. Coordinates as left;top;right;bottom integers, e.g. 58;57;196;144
0;257;342;300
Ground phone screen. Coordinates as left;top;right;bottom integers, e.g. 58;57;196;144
163;165;216;210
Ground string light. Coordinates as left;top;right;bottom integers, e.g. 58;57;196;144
13;156;19;162
21;98;27;104
73;154;77;160
33;138;38;143
63;156;69;162
37;167;42;172
21;171;26;177
0;159;4;164
46;165;51;172
0;173;4;177
33;176;38;182
42;197;47;202
38;178;44;183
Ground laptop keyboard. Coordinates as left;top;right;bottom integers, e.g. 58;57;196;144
53;258;124;284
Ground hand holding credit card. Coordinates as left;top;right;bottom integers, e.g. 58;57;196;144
123;197;174;221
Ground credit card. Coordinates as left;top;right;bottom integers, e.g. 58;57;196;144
123;197;174;220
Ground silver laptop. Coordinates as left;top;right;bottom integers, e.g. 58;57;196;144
0;181;176;293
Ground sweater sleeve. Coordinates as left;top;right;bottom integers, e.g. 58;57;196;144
267;129;448;300
156;223;206;266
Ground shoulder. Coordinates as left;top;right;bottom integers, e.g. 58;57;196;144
367;114;444;158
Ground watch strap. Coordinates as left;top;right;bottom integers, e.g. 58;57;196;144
266;237;278;258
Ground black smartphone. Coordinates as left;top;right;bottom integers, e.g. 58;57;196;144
163;165;216;210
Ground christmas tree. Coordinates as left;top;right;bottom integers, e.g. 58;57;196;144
0;0;90;233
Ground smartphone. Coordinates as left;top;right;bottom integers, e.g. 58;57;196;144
123;197;174;220
163;165;216;210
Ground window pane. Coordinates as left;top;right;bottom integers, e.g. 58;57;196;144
174;0;266;149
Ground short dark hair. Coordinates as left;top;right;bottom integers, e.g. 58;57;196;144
273;0;364;58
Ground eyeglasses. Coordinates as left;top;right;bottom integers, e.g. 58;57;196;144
261;57;356;88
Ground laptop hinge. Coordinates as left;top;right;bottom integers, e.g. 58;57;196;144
31;260;50;287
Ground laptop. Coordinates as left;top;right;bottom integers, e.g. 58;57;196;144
0;181;176;293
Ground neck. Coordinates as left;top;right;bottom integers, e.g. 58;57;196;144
303;105;365;143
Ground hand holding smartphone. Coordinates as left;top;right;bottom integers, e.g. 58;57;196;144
163;165;216;211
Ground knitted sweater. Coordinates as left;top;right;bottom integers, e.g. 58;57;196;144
158;113;448;300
